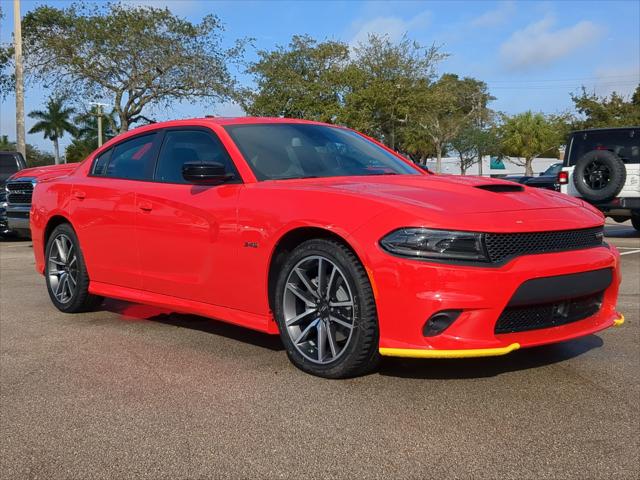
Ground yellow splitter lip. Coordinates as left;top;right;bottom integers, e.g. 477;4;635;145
380;314;625;359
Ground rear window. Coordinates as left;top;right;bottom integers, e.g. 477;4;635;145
566;129;640;166
102;133;158;180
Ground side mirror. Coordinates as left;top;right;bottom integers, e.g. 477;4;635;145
182;162;233;185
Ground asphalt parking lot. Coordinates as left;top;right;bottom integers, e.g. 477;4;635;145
1;222;638;479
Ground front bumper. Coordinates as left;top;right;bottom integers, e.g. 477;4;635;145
6;205;31;235
366;244;622;355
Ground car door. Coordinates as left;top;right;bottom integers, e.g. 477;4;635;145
135;127;242;307
69;132;161;289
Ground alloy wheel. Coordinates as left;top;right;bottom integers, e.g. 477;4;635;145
48;233;78;304
282;255;355;364
583;159;611;190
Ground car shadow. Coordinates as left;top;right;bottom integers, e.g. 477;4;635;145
101;299;284;352
100;299;603;377
377;335;604;380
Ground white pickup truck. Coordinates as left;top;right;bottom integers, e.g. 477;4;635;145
558;127;640;231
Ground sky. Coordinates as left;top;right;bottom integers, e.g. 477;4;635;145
1;0;639;154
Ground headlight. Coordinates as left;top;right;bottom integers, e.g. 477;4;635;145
380;228;488;262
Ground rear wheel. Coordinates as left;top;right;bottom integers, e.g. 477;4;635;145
274;239;379;378
45;223;102;313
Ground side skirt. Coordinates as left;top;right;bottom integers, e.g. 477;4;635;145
89;281;278;334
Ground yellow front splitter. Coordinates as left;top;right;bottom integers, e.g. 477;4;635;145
379;342;521;359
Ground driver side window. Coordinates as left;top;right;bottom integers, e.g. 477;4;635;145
155;129;236;184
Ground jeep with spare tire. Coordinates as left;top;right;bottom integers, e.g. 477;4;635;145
558;127;640;231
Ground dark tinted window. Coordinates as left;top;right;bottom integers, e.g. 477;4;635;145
224;124;419;180
91;149;112;176
0;153;20;181
106;133;158;180
567;129;640;165
155;130;236;183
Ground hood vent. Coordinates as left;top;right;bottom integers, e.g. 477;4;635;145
475;184;524;193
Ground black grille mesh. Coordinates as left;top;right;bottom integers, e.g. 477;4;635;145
6;182;33;205
484;227;603;263
495;292;603;334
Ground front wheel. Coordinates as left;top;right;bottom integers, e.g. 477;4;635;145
45;223;102;313
274;239;380;378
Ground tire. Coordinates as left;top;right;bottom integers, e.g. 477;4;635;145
573;150;626;202
45;223;102;313
632;212;640;232
274;239;380;378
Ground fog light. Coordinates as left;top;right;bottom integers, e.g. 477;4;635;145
423;310;462;337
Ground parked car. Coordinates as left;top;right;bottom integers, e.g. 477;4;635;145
522;162;562;191
0;151;27;237
30;118;623;378
503;163;562;190
5;163;77;238
558;127;639;231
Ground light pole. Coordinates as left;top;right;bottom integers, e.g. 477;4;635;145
90;102;108;147
13;0;26;160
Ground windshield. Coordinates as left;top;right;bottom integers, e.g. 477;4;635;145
224;123;420;180
542;163;562;176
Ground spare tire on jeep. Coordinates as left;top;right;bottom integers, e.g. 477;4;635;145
573;150;626;202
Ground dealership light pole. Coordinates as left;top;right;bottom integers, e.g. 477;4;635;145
90;102;108;147
13;0;26;160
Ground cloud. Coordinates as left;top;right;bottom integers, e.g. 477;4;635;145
349;10;431;47
500;16;602;71
471;1;515;28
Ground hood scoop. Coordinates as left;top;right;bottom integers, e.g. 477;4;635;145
475;184;524;193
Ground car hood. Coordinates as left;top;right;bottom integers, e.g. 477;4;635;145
8;163;78;182
279;174;585;214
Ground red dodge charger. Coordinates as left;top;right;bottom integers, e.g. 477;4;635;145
30;117;624;378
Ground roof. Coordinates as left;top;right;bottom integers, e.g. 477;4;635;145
136;116;333;127
571;126;640;134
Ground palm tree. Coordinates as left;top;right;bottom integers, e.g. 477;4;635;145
28;98;78;164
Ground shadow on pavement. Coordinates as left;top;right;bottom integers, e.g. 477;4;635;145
102;298;284;351
378;334;604;379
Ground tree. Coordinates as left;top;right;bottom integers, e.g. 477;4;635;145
450;126;500;175
407;74;490;173
21;2;247;133
0;5;12;98
570;85;640;129
65;106;119;162
498;111;566;176
342;34;447;150
246;35;350;122
28;97;78;164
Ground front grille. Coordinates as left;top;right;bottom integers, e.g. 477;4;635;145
484;227;603;263
6;182;34;205
495;292;604;334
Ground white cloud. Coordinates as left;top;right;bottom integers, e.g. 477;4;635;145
500;16;602;71
471;1;515;28
349;10;431;47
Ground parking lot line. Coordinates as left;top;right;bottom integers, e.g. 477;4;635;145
619;249;640;256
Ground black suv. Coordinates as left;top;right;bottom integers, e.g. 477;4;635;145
0;151;27;237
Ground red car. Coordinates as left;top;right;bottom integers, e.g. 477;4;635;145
30;118;624;378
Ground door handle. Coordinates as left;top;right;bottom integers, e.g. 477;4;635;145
138;201;153;212
73;190;86;200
